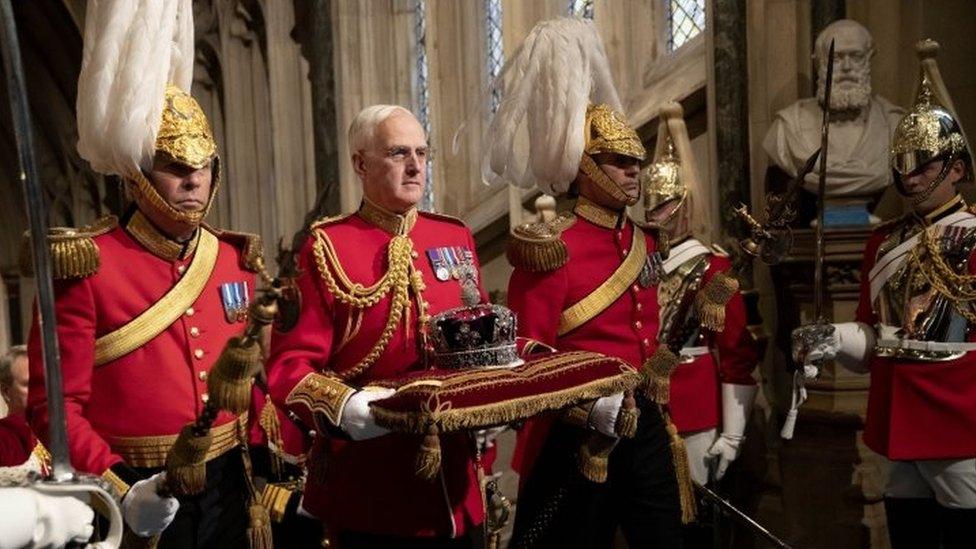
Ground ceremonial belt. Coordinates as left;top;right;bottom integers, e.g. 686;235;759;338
868;211;976;302
679;345;710;357
94;229;220;366
107;415;244;468
875;324;976;355
662;238;710;275
558;229;646;335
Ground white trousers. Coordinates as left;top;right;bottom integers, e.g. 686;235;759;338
885;459;976;509
681;428;718;485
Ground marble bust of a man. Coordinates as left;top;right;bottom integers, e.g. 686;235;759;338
763;19;903;199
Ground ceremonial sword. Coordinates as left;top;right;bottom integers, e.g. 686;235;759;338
695;481;793;549
0;0;122;545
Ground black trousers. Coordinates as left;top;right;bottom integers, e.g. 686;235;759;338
510;401;683;548
885;497;976;549
136;450;250;549
335;527;485;549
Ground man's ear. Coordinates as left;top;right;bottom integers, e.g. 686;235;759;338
352;152;368;180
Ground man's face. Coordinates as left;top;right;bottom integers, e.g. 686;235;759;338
900;158;965;212
149;157;213;213
817;31;872;111
593;152;642;202
2;355;29;415
354;112;428;213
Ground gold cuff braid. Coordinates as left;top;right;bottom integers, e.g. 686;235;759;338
285;372;356;428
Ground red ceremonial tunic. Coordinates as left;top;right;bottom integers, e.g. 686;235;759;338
26;212;256;477
507;199;660;480
265;203;490;538
0;413;36;467
856;198;976;460
666;250;758;434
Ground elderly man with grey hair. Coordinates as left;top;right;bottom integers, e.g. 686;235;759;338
763;19;903;218
266;105;495;547
0;345;38;467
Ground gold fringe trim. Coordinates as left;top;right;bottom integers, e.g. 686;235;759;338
259;395;285;479
615;391;639;438
664;411;697;524
372;364;642;434
695;272;739;332
208;335;261;415
577;433;617;483
642;346;679;405
247;503;274;549
164;425;213;497
506;214;576;272
20;216;118;279
415;425;442;481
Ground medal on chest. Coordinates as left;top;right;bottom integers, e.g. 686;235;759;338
219;281;250;322
426;246;476;283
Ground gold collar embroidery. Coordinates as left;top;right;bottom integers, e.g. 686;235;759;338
126;210;199;261
358;198;418;235
917;194;965;226
574;196;624;229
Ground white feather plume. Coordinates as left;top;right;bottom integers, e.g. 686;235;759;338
482;17;622;195
76;0;194;178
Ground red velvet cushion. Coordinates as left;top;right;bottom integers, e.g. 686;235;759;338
370;350;641;434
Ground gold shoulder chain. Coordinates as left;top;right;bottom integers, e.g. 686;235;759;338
311;228;417;380
911;225;976;322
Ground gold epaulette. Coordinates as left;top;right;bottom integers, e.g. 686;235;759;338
310;212;353;230
206;225;265;273
420;210;466;227
506;213;576;272
19;215;117;280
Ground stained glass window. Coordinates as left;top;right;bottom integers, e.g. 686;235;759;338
667;0;705;51
414;0;434;211
485;0;504;113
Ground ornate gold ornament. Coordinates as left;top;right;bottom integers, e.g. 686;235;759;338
642;140;688;222
156;85;218;169
580;104;646;207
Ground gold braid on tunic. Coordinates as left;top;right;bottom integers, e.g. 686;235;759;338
311;227;427;381
909;224;976;323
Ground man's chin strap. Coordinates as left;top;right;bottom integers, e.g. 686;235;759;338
894;156;955;206
580;154;639;208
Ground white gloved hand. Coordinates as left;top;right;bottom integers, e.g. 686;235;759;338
588;392;624;438
791;323;839;378
476;425;509;449
0;488;95;549
122;472;180;538
707;383;758;480
340;387;396;441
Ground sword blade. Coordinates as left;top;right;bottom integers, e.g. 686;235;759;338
0;0;73;481
814;39;835;322
695;482;793;549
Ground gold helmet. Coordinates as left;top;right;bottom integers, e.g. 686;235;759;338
642;139;686;218
891;40;972;200
579;103;647;206
129;85;221;232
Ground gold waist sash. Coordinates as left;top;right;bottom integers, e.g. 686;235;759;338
94;229;220;366
558;229;647;335
107;414;244;468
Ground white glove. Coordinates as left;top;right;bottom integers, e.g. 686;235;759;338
340;387;396;441
588;392;624;438
0;488;95;549
476;425;509;449
122;472;180;538
707;383;758;480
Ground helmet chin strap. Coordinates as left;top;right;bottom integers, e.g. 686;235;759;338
580;153;639;209
894;156;954;206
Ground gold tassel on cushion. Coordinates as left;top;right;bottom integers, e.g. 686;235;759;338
664;411;697;524
247;502;274;549
642;346;679;405
208;335;261;415
165;424;212;496
695;271;739;332
614;390;639;438
577;433;617;483
415;424;442;481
